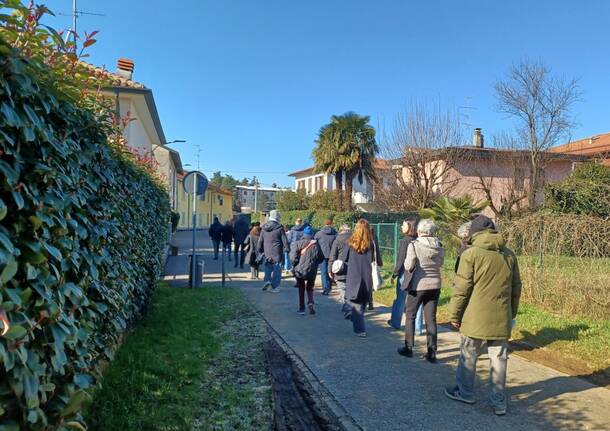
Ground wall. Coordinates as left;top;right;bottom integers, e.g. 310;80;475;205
293;171;372;203
176;180;234;229
153;147;178;209
119;97;153;156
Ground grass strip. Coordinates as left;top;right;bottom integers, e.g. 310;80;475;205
85;283;272;431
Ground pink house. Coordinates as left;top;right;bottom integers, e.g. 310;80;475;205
388;129;588;217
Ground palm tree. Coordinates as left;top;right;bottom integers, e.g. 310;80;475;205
312;112;378;211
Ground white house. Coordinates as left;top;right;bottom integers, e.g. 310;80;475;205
235;185;282;212
83;58;183;209
287;165;380;204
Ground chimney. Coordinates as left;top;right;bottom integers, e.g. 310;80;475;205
116;58;134;80
473;128;484;148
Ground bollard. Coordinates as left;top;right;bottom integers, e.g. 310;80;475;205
188;254;204;287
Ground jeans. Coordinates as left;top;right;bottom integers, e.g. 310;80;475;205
296;277;315;309
263;262;282;289
284;251;291;271
320;259;331;293
456;335;509;409
212;239;220;259
250;265;259;279
389;277;424;331
350;301;367;334
404;289;440;350
336;280;351;312
233;242;246;267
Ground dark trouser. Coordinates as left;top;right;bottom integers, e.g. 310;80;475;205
296;277;315;309
212;239;220;259
233;242;246;267
222;242;231;260
404;289;440;350
350;300;367;334
320;259;331;293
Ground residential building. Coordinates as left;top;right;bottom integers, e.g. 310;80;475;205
550;133;610;166
288;162;385;204
386;129;588;217
82;58;183;208
235;185;282;213
176;175;234;229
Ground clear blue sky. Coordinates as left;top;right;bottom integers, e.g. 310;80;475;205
44;0;610;187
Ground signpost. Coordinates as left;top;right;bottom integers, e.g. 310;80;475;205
183;171;208;287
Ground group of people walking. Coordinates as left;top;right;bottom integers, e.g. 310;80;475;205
209;211;522;416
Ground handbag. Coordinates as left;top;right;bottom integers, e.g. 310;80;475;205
371;240;383;291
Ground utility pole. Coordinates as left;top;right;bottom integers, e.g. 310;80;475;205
60;0;105;51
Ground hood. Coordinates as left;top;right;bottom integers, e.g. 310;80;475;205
470;230;505;251
291;224;305;232
414;236;443;259
469;215;495;237
319;226;336;235
262;220;283;232
337;231;352;241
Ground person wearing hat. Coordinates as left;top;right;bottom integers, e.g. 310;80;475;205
289;226;323;315
257;210;289;292
445;215;522;416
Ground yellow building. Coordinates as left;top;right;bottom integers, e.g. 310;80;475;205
176;175;234;229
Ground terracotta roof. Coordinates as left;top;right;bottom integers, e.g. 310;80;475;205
288;159;389;177
79;61;147;89
550;133;610;161
388;146;589;163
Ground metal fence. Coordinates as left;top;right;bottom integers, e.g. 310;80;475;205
370;222;400;268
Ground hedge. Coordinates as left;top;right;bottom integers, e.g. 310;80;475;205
0;40;170;429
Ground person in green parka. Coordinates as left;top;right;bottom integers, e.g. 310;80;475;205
444;215;522;416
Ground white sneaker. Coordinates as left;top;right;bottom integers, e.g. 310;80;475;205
270;287;280;293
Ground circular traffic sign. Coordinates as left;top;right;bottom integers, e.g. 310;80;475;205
183;171;208;196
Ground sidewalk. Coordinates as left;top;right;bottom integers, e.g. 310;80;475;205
165;230;610;431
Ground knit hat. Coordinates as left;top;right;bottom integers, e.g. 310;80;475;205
268;210;280;222
468;215;495;236
304;226;313;236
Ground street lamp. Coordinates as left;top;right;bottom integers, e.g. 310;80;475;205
151;139;187;153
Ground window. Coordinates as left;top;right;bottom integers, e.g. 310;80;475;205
308;178;312;193
218;195;223;206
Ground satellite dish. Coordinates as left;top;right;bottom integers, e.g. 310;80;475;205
183;171;208;196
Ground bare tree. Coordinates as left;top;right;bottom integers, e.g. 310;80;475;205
376;103;466;210
471;133;529;219
495;60;581;208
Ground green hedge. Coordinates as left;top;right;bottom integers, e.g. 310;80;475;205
0;41;170;429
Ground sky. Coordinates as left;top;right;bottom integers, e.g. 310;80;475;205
43;0;610;187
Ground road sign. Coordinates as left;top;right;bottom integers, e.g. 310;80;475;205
183;171;208;196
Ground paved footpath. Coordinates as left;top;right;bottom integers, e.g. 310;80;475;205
165;231;610;431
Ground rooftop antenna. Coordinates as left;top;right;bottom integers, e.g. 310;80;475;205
59;0;105;51
458;96;476;137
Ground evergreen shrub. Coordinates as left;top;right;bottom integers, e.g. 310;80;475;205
0;38;170;429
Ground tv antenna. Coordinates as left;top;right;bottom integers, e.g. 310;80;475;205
58;0;105;51
458;96;476;133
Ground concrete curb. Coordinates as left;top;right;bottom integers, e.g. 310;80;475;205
262;313;363;431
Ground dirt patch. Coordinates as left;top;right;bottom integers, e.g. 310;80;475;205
194;311;274;430
264;335;351;431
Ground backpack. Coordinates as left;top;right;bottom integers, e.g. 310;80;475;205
293;240;324;279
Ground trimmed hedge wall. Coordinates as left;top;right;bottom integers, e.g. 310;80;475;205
0;42;170;428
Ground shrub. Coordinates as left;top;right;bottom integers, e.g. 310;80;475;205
0;36;170;430
544;162;610;218
170;211;180;232
275;189;309;211
309;190;338;210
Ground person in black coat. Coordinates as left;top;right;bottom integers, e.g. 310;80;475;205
209;217;223;260
340;219;382;337
314;219;337;295
221;221;233;261
244;225;261;279
290;226;323;315
388;219;418;329
329;224;352;314
257;210;289;292
232;215;250;268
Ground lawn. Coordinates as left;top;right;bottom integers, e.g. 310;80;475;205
374;256;610;380
85;283;272;431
